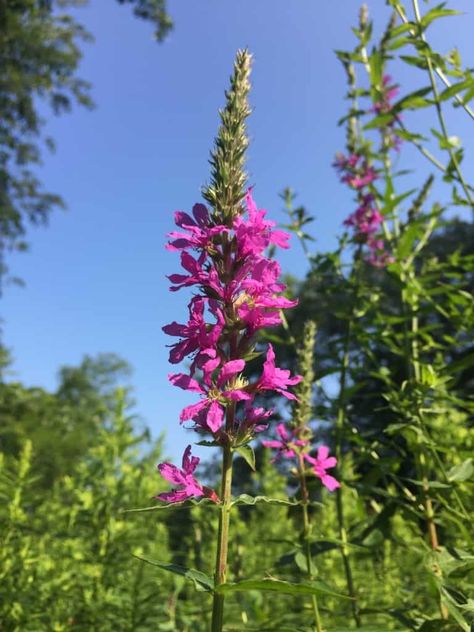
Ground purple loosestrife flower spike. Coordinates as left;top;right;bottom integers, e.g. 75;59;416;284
163;189;301;441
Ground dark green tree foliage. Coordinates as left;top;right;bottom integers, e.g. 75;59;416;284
116;0;172;40
0;0;172;288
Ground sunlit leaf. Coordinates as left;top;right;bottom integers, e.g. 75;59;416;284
447;459;473;483
235;445;255;471
133;556;214;592
215;577;350;599
231;494;300;508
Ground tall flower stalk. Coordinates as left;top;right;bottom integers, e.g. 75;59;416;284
294;321;323;632
263;321;340;632
156;49;301;631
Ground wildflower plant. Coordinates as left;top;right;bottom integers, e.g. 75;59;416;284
262;321;340;632
136;50;348;631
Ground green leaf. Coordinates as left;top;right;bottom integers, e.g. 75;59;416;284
447;459;474;482
420;6;460;30
439;80;472;102
397;222;423;259
431;128;462;150
393;128;428;143
393;87;432;111
460;85;474;105
363;113;394;130
405;478;451;489
133;556;214;592
215;577;350;599
123;497;220;513
235;445;255;471
231;494;299;508
400;55;428;70
309;538;366;554
418;621;466;632
294;550;314;574
388;36;413;51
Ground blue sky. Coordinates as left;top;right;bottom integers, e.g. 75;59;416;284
2;1;473;461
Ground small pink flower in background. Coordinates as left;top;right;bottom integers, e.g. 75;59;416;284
366;236;395;268
371;74;400;115
343;194;383;238
342;164;378;190
332;152;360;172
156;445;219;503
262;423;308;461
305;446;340;492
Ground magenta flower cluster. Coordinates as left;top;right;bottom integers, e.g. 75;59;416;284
156;190;302;503
371;74;400;116
262;423;340;492
333;74;402;268
333;153;387;261
334;153;393;268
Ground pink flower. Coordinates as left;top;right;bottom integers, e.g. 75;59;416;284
166;203;228;252
164;190;300;442
344;194;383;238
262;423;308;461
365;235;394;268
169;360;251;433
239;402;274;433
255;344;302;400
233;189;290;259
162;297;225;365
371;74;400;115
167;251;208;292
156;445;205;503
236;259;298;332
342;165;378;190
304;446;340;491
333;152;360;172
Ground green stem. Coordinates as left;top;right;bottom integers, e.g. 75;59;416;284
334;253;362;628
298;454;323;632
399;264;448;619
211;444;234;632
411;0;474;210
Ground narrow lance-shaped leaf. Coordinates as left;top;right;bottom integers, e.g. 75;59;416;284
215;577;351;599
133;556;214;592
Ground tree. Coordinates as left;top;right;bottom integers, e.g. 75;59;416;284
0;352;136;487
0;0;172;290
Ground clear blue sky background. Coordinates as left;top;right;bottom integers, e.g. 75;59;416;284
2;1;473;461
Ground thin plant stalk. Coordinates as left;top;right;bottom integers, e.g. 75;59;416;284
382;130;448;617
333;47;364;628
211;444;234;632
333;253;363;628
297;452;323;632
205;50;252;630
291;321;325;631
